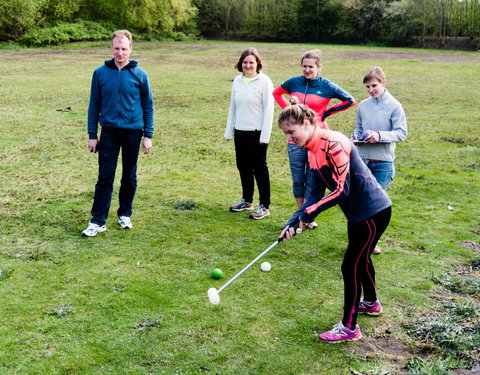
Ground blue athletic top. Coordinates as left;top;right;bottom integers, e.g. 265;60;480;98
88;59;154;139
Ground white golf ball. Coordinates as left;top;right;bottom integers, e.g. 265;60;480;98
260;262;271;272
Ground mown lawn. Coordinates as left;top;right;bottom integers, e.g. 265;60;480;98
0;40;479;374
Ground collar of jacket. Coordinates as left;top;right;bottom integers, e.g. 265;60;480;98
301;75;320;84
104;58;138;70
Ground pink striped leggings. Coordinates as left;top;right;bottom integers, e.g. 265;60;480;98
341;206;391;330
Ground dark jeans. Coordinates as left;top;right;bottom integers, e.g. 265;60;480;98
90;128;142;226
341;206;392;330
234;129;270;208
287;142;314;199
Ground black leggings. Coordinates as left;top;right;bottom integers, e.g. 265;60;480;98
234;129;270;208
341;206;391;329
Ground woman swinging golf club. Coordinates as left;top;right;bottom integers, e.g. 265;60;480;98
278;98;392;343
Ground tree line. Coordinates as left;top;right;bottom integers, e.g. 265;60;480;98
1;0;479;48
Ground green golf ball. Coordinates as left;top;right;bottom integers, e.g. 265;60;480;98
211;268;223;279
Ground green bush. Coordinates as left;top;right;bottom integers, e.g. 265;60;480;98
20;20;113;46
405;356;459;375
472;256;480;270
405;298;480;365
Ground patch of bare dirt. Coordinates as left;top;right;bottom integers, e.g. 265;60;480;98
452;367;480;374
341;51;479;62
346;325;432;375
461;241;480;251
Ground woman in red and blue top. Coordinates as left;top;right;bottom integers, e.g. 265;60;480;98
273;49;355;225
278;101;391;343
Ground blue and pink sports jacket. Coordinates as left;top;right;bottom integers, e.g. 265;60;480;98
285;127;391;226
273;75;355;128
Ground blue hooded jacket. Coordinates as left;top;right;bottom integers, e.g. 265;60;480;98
87;59;154;139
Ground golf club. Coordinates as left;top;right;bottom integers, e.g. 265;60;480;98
208;222;300;305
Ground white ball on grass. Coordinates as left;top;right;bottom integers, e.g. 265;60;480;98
260;262;271;272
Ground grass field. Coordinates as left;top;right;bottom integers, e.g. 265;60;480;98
0;40;479;374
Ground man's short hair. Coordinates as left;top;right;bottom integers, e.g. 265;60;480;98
112;30;132;46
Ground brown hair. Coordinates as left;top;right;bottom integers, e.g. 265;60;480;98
112;30;133;46
278;97;316;127
301;49;322;67
235;48;263;73
363;66;386;83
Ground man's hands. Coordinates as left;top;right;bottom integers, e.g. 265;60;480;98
87;137;152;154
88;139;99;153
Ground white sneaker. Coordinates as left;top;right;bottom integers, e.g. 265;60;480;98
118;216;133;229
307;221;318;229
82;222;106;237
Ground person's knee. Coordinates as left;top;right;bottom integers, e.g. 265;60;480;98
97;173;115;184
292;182;305;198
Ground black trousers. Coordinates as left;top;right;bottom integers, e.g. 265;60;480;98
233;129;270;208
91;128;142;225
341;206;392;329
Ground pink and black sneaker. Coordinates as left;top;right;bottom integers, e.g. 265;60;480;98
358;299;383;316
318;322;362;343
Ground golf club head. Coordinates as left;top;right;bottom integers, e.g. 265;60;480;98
208;287;220;305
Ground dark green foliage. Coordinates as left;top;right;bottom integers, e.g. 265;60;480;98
405;299;480;368
296;0;328;42
173;200;198;210
378;1;418;44
0;0;43;40
20;20;112;46
46;303;74;317
193;0;231;38
42;0;80;22
1;0;197;44
405;357;455;375
133;317;161;331
242;0;299;41
358;0;388;41
432;274;480;296
472;257;480;270
1;0;480;47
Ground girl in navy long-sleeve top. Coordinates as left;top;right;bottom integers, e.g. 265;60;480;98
278;101;391;343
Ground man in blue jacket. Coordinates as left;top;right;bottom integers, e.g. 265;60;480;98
83;30;154;237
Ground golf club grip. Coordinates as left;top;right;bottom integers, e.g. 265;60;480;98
278;221;300;242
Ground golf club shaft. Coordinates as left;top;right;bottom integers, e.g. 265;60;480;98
217;239;280;294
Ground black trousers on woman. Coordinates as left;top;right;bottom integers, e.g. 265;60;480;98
234;129;270;208
341;206;392;330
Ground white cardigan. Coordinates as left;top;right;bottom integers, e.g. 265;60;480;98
224;72;274;144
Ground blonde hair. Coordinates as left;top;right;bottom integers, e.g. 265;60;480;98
301;49;322;67
363;66;386;83
278;97;316;127
112;30;133;46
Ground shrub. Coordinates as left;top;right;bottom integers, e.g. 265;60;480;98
173;200;198;210
20;20;113;46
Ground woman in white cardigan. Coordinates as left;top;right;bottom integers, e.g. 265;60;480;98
224;48;274;220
